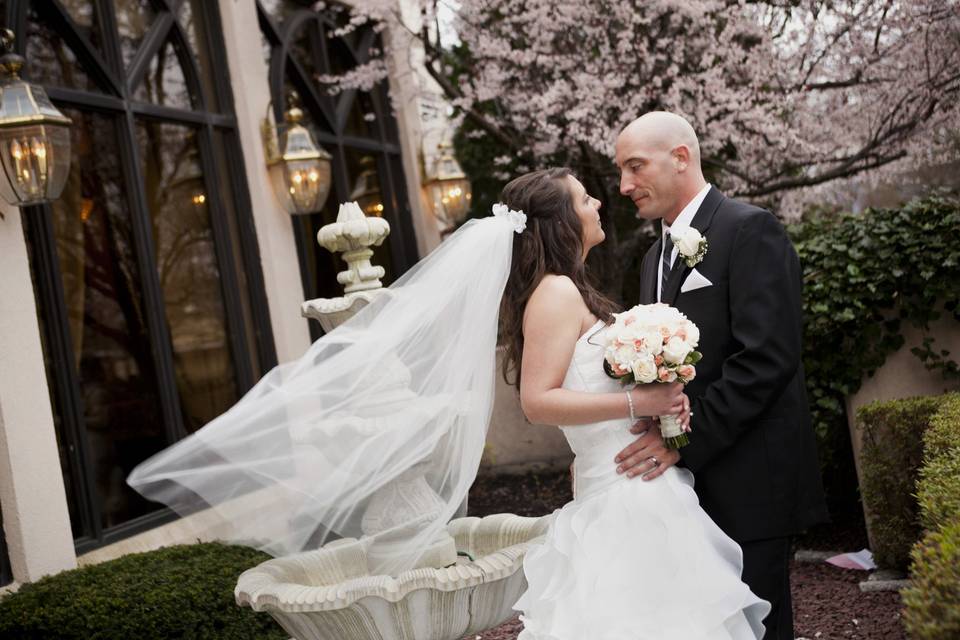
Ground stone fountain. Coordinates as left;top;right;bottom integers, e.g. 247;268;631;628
236;513;550;640
235;201;547;640
300;201;391;333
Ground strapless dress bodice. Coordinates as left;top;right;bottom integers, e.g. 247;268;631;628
560;320;653;500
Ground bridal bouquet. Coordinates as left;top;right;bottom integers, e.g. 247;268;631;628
602;303;702;448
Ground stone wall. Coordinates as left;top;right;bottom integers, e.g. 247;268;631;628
845;313;960;553
479;351;574;476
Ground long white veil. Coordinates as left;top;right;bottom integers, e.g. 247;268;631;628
128;209;525;576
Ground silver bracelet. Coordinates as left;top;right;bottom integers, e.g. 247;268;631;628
625;390;636;422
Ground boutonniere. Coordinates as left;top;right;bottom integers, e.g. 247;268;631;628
671;226;708;268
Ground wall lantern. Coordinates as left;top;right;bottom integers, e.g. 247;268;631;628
350;155;384;217
424;142;471;237
0;28;72;210
261;102;332;215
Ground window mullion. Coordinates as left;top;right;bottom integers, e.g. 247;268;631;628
95;0;126;85
196;125;255;391
116;110;189;445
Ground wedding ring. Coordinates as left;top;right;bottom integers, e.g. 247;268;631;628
650;456;660;467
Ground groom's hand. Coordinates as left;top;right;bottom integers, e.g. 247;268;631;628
614;419;680;481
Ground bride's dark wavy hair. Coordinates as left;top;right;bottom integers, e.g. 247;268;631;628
498;167;619;388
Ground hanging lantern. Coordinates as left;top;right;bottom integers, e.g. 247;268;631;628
350;155;384;217
424;142;471;236
0;29;72;208
263;105;332;215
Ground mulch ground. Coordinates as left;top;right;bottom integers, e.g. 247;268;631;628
464;471;906;640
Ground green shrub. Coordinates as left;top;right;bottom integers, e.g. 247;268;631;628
917;453;960;532
902;518;960;640
916;394;960;533
904;394;960;638
0;542;285;640
923;392;960;458
856;396;944;570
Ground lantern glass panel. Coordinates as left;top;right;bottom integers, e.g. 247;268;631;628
285;157;330;214
428;176;472;234
0;123;71;205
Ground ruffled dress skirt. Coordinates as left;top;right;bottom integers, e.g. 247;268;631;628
513;465;770;640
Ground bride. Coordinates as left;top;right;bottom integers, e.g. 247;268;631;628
497;168;768;639
128;167;769;639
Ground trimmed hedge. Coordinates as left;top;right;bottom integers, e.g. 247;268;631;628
902;519;960;639
917;454;960;532
0;542;286;639
856;396;943;570
902;394;960;640
921;391;960;461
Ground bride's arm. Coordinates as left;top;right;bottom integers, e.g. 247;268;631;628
519;276;684;426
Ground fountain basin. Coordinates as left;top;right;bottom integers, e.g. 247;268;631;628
235;512;551;640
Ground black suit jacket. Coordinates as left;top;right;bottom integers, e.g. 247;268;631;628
640;187;828;543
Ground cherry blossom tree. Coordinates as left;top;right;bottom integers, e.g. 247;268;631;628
330;0;958;195
322;0;959;291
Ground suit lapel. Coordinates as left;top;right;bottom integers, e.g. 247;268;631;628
660;186;725;306
639;235;662;305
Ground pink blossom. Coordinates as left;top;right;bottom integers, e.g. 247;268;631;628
332;0;959;212
677;365;696;381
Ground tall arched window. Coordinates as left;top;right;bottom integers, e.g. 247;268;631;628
7;0;275;551
257;1;419;339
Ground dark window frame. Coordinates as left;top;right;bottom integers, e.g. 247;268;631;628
5;0;278;553
256;1;420;340
0;499;11;586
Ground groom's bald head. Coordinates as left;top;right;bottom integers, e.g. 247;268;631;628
620;112;702;165
616;112;706;224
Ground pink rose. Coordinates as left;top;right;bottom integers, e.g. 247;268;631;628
677;365;696;381
658;367;677;382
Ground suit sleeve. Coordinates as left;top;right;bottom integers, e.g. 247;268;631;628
681;210;803;472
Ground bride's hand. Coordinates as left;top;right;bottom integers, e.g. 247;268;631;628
631;382;684;417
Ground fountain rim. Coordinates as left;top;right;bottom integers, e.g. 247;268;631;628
235;513;551;613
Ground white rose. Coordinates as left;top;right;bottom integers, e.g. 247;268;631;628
671;226;703;257
638;329;663;355
613;344;636;367
632;356;659;383
663;336;692;365
685;322;700;348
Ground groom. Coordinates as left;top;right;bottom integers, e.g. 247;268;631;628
611;111;829;639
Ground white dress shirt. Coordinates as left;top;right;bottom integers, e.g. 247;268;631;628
658;183;711;302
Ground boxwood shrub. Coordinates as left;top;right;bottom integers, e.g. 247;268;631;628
902;394;960;640
0;542;285;639
856;395;943;570
902;519;960;640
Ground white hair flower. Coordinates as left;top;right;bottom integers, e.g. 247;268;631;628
492;202;527;234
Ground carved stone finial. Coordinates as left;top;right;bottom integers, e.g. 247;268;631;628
301;201;392;332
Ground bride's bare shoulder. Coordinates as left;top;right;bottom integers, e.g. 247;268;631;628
530;274;582;307
525;275;588;326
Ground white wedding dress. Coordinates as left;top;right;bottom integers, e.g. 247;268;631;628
514;320;771;640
